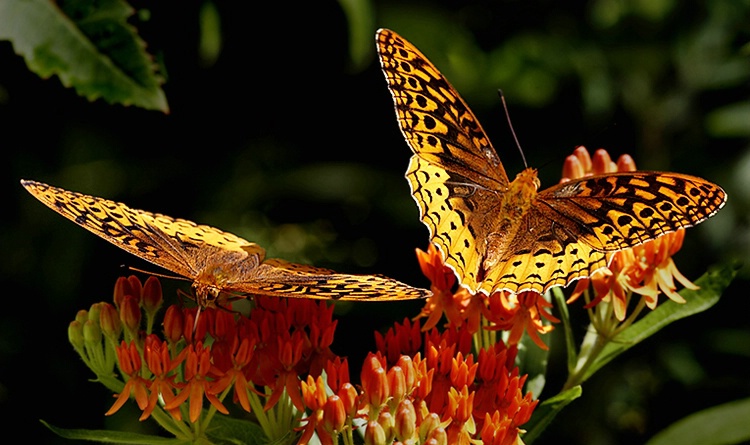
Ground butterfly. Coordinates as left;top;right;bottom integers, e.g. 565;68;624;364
376;28;727;296
21;179;430;307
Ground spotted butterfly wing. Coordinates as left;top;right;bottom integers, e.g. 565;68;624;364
376;28;726;296
21;179;429;306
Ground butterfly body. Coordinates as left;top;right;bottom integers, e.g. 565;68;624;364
21;179;430;306
377;28;727;296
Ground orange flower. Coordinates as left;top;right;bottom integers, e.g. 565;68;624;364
415;244;465;330
141;334;185;420
164;341;229;423
106;340;150;417
263;329;307;411
483;290;557;350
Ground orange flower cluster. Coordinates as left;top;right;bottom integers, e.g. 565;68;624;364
72;275;339;426
71;273;539;444
564;146;698;321
374;320;538;445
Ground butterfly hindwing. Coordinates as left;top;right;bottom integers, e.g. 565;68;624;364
229;259;429;301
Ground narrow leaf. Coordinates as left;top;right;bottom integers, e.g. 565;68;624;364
522;385;583;444
40;420;189;444
583;262;738;381
645;397;750;445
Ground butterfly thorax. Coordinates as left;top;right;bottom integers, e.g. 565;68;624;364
482;168;540;272
192;247;263;308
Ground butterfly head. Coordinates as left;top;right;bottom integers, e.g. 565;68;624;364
192;280;223;309
193;263;237;308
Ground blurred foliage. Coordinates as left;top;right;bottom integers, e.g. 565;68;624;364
1;0;748;444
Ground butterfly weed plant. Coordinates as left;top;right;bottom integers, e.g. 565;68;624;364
40;146;735;445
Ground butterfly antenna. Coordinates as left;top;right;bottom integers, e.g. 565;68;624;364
498;89;528;168
123;265;189;283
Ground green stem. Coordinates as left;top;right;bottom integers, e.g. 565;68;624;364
563;327;609;390
151;406;193;439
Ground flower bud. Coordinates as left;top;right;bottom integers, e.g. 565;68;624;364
387;365;406;403
426;427;447;445
323;395;346;434
162;305;185;344
99;302;122;341
394;399;417;442
617;153;637;172
561;154;584;181
141;276;163;315
572;145;593;172
419;412;441;441
361;354;389;408
338;382;359;418
592;148;616;174
377;410;395;444
83;319;102;346
74;309;88;325
119;294;141;338
364;421;386;445
68;320;84;350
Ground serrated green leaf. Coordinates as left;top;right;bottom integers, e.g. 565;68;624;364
0;0;168;111
583;262;739;381
645;397;750;445
40;420;190;444
522;385;583;444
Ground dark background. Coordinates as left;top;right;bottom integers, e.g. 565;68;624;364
2;1;748;443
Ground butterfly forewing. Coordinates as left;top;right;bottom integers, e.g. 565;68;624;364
377;28;508;186
377;28;727;296
378;28;515;293
537;172;727;252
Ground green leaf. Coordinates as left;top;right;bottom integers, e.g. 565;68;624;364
206;414;271;445
40;420;190;444
0;0;168;112
583;262;739;381
645;397;750;445
522;386;583;444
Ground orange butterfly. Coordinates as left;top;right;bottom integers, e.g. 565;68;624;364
22;179;430;307
376;28;726;296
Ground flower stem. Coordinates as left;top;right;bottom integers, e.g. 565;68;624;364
563;326;609;390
